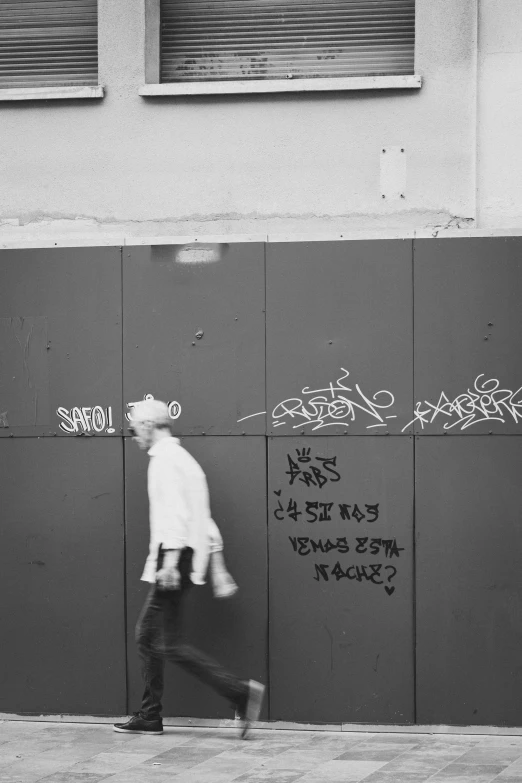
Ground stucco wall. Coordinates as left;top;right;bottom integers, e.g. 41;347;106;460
0;0;481;240
477;0;522;228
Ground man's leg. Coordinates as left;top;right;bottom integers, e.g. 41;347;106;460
158;583;264;737
160;586;248;709
136;585;167;721
113;586;165;734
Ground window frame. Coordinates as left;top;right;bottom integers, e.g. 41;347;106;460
0;0;103;102
142;0;421;96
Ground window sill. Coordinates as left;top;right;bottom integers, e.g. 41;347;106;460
140;75;421;97
0;86;104;102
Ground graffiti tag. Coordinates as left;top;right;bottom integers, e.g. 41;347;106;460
402;374;522;432
125;394;181;422
57;406;115;434
269;368;396;431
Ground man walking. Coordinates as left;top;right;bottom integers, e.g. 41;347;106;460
114;399;264;738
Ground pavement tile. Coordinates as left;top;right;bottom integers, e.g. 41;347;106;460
99;768;176;783
36;743;114;765
0;722;47;736
233;769;306;783
366;734;426;743
38;774;110;783
363;771;441;783
103;734;191;752
3;722;522;783
300;737;365;753
297;759;387;782
232;743;297;758
164;751;265;782
408;742;473;753
350;740;420;750
492;746;522;768
455;746;522;766
182;735;246;750
376;755;451;775
336;747;413;761
145;745;224;768
0;755;71;782
478;737;522;746
495;764;522;783
0;771;45;783
0;742;53;765
496;770;522;782
65;749;157;774
428;762;507;782
263;749;346;771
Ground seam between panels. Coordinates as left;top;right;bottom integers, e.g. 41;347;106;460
264;241;271;721
121;246;129;716
411;238;417;725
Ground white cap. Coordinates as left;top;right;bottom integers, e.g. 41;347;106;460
131;399;170;427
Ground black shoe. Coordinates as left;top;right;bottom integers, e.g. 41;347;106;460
238;680;265;739
113;712;163;735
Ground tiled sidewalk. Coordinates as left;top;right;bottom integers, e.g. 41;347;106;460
2;720;522;783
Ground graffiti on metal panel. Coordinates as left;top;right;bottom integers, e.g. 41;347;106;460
239;369;522;432
56;394;181;435
401;374;522;432
270;368;396;431
274;448;404;595
57;406;115;434
125;394;181;423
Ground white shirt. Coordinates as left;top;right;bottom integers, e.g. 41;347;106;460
141;436;223;585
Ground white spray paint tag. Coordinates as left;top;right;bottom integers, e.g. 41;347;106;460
56;406;115;434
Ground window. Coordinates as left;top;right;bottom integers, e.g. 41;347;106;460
158;0;415;85
0;0;98;90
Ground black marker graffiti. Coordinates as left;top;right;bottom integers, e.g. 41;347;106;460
289;536;403;558
313;562;398;594
285;451;341;488
289;536;350;556
273;495;379;524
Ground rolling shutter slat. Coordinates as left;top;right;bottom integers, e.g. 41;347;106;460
160;0;415;82
0;0;98;88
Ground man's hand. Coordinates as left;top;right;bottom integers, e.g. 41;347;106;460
212;570;238;599
156;565;180;590
156;549;181;591
210;550;238;599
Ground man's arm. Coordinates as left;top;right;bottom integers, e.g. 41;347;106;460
208;518;238;598
154;457;188;590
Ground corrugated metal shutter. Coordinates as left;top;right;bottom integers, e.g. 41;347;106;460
160;0;415;83
0;0;98;88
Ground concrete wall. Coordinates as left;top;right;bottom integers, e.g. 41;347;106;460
0;0;517;241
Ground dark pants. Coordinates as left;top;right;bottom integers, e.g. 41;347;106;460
135;547;247;720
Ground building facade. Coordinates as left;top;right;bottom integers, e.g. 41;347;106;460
1;0;522;728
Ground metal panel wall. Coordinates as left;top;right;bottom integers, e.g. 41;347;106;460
268;436;414;724
3;236;521;726
414;237;522;726
124;436;268;719
123;244;266;436
415;437;522;726
0;247;123;438
266;240;415;724
0;246;126;717
0;438;126;715
266;241;413;436
412;238;522;436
